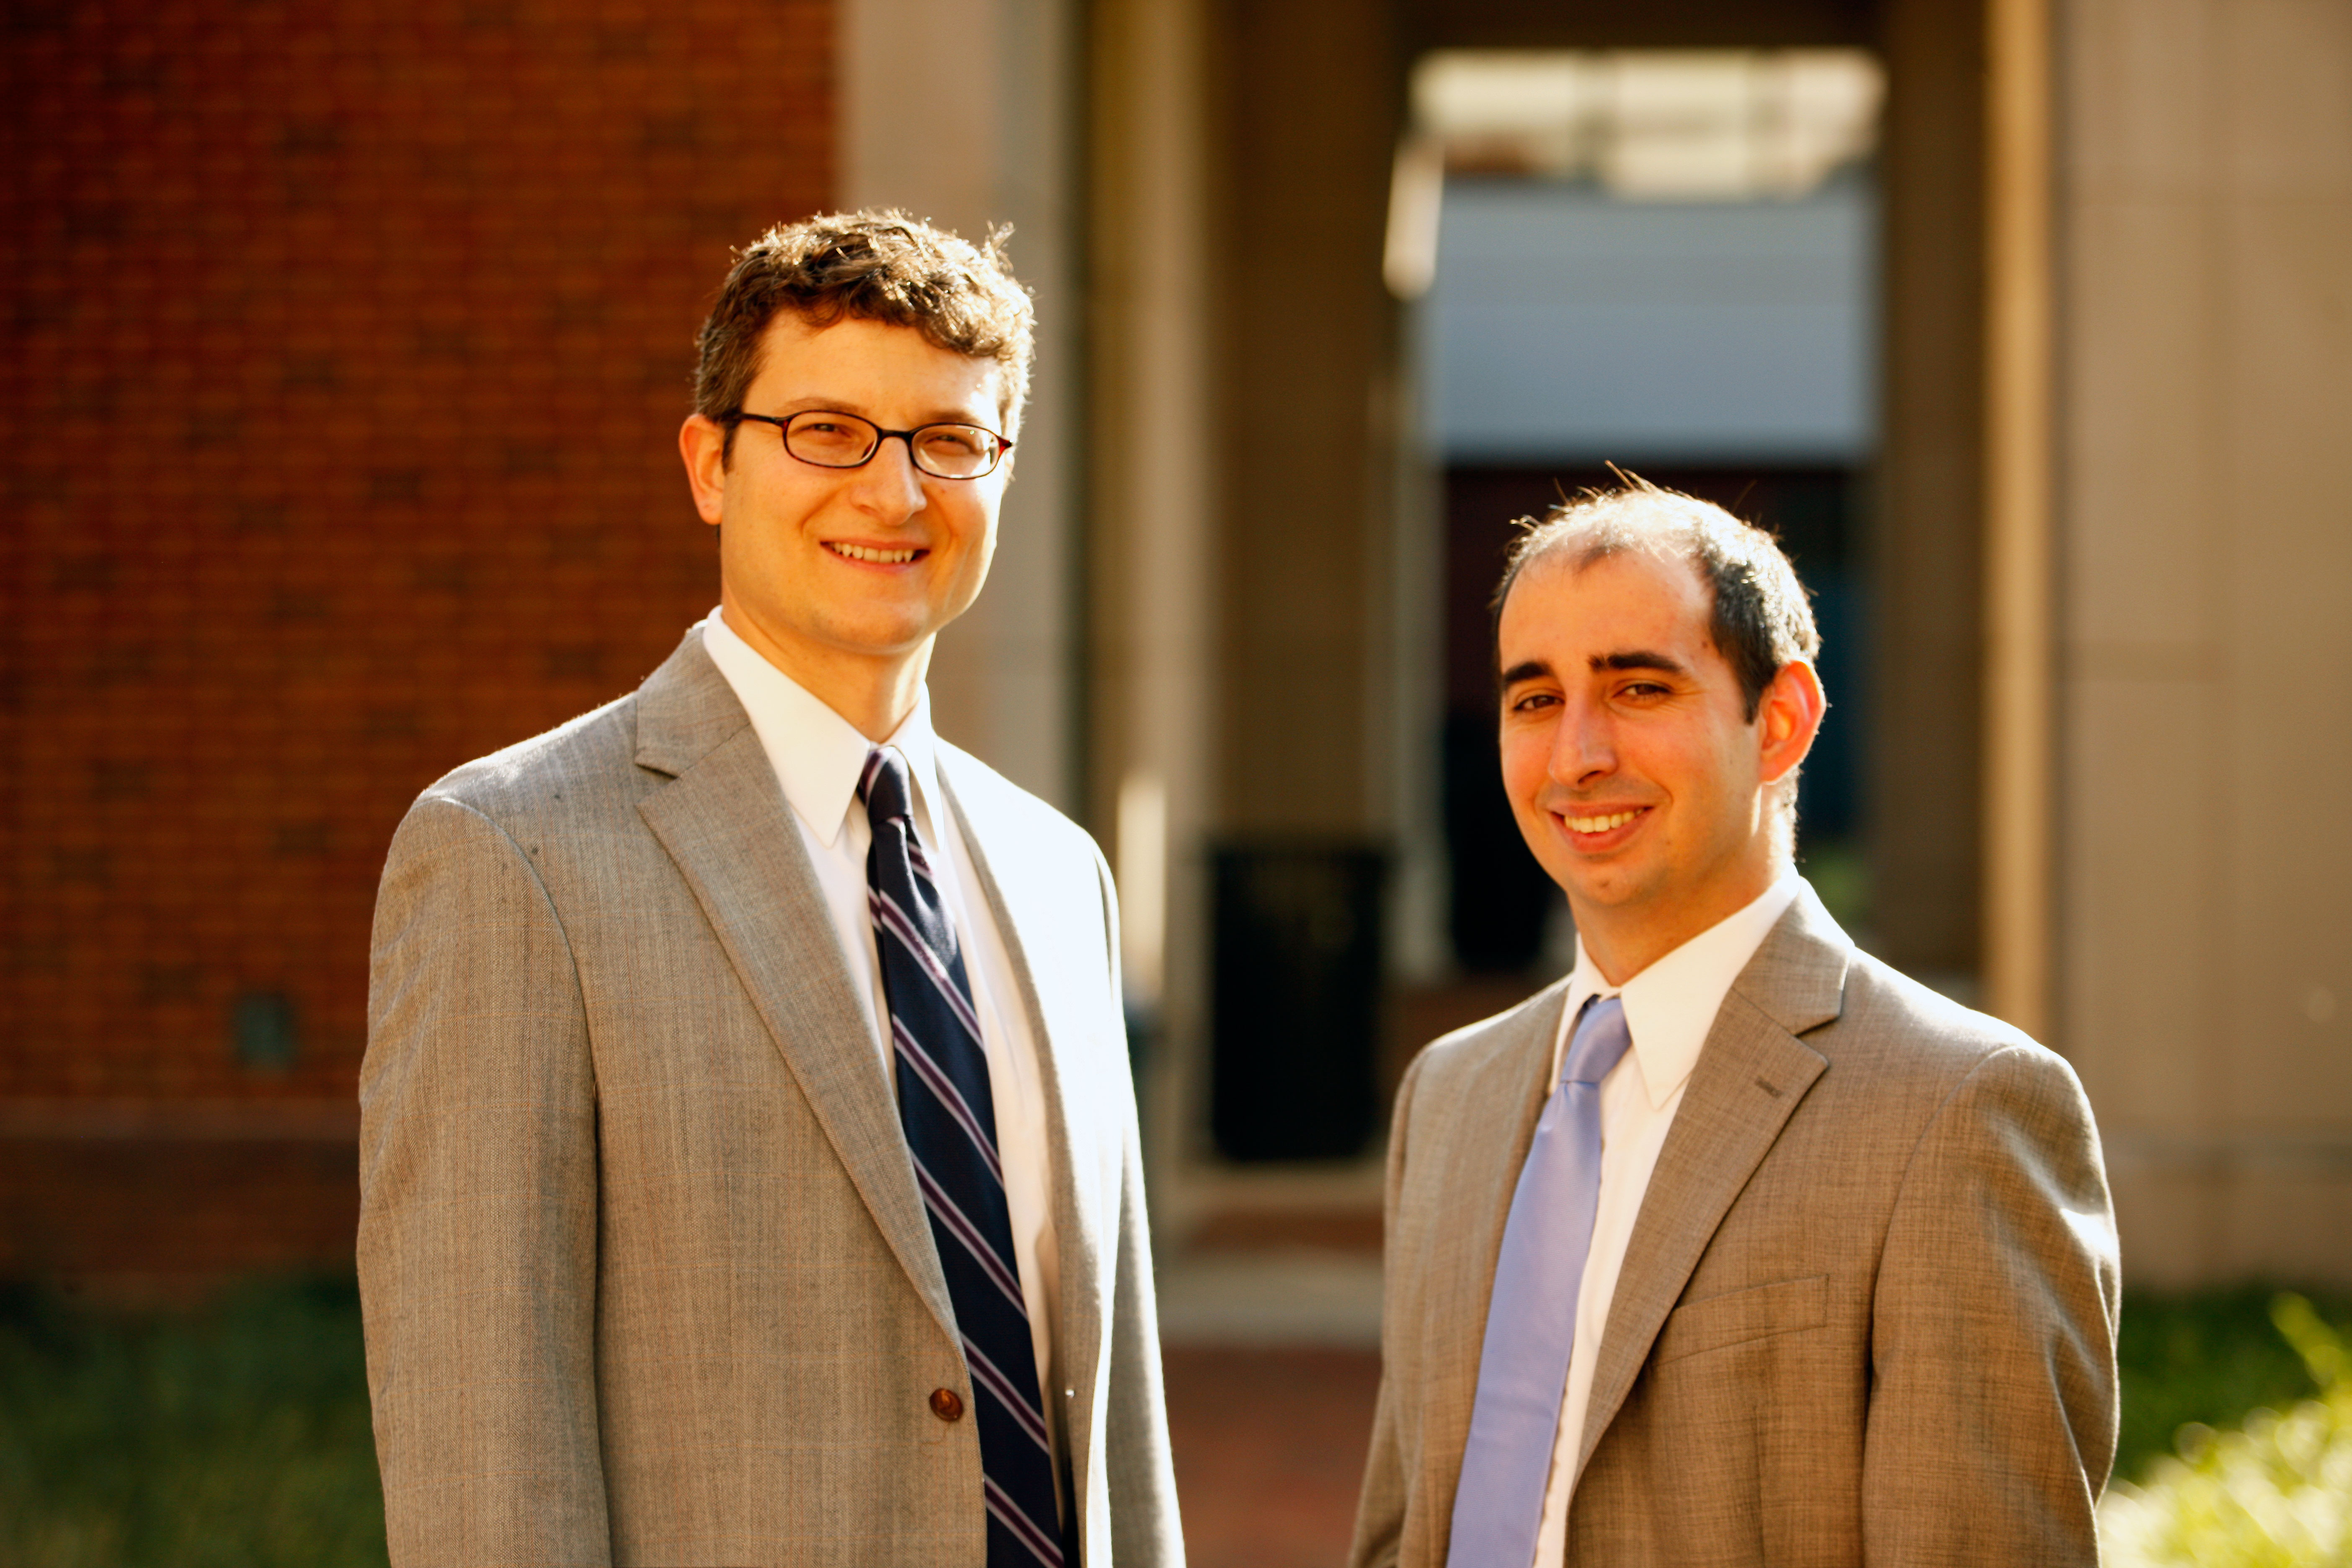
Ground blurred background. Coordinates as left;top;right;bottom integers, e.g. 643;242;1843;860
3;0;2349;1562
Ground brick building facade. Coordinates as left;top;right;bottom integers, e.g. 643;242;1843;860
0;0;833;1290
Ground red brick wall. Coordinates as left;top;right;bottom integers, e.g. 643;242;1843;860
0;0;832;1283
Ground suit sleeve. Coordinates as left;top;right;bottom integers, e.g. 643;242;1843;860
1861;1042;2121;1567
358;795;611;1566
1105;1110;1186;1566
1094;848;1188;1568
1348;1045;1433;1568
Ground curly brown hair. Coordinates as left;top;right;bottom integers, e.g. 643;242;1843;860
691;209;1036;461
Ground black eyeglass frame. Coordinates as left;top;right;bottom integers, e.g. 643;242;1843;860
729;410;1016;480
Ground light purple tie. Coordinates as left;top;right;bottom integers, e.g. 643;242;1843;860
1447;994;1633;1568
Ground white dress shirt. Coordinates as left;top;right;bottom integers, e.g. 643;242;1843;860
701;610;1064;1467
1531;870;1803;1568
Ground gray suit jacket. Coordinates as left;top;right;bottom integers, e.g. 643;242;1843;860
359;630;1184;1567
1351;885;2119;1567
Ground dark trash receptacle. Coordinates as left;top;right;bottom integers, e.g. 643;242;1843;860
1210;841;1387;1162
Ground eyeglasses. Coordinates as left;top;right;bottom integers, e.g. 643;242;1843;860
731;410;1014;480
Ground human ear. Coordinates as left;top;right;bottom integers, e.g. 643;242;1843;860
678;414;731;527
1757;659;1827;787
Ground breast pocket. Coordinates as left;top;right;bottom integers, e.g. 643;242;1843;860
1651;1274;1828;1366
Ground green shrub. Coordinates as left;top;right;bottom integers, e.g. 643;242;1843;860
0;1276;387;1568
2115;1285;2352;1482
2101;1294;2352;1567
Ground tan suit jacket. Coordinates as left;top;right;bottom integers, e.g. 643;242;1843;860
1351;886;2119;1567
359;631;1183;1567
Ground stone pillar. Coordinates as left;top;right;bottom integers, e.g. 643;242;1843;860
1083;0;1223;1188
1209;0;1404;842
1874;0;1990;988
2055;0;2352;1285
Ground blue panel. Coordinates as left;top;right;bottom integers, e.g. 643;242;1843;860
1422;174;1880;463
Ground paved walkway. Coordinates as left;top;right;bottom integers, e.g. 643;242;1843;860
1153;1244;1388;1565
1163;1344;1385;1568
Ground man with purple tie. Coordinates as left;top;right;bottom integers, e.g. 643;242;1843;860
360;211;1182;1566
1350;482;2118;1566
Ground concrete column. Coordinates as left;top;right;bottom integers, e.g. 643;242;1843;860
1210;0;1403;839
1983;0;2056;1039
1083;0;1222;1195
2056;0;2352;1285
1873;0;1989;988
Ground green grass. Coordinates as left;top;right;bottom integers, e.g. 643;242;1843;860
2117;1284;2352;1484
0;1275;387;1568
0;1273;2343;1563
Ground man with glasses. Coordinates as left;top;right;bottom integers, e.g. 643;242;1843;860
359;212;1183;1567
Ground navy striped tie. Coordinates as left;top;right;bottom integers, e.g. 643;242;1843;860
861;748;1065;1568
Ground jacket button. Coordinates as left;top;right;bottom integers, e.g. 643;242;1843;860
930;1387;965;1422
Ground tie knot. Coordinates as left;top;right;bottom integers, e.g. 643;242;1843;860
859;748;914;825
1563;995;1632;1087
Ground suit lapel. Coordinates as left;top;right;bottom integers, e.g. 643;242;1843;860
1573;887;1849;1478
1419;988;1570;1517
931;761;1114;1410
936;755;1117;1456
631;635;957;1345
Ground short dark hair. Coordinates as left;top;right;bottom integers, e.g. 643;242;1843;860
691;209;1036;460
1493;478;1823;839
1493;477;1820;722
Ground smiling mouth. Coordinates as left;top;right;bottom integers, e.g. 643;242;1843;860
826;541;923;565
1563;809;1644;833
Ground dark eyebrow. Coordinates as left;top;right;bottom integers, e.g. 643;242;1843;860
1592;650;1689;677
1499;650;1692;690
1500;659;1553;688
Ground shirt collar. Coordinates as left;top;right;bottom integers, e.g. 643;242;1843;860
699;609;946;850
1558;870;1805;1110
